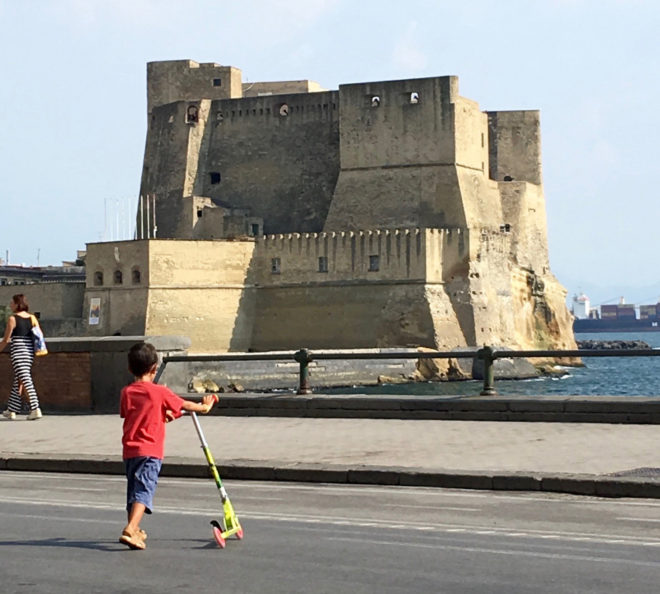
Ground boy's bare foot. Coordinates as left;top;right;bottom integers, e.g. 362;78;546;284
119;528;146;550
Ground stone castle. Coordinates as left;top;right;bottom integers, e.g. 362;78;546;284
9;59;577;355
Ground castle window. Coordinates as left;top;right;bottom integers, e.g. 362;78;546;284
279;104;289;117
209;172;221;184
271;258;281;274
503;175;514;181
197;209;203;218
368;255;380;272
132;269;141;284
481;133;485;148
94;271;103;286
212;78;222;87
113;270;123;285
409;92;419;104
186;104;199;124
250;223;260;236
318;256;328;273
370;96;381;108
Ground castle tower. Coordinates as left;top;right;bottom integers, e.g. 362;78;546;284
323;76;499;232
147;60;243;114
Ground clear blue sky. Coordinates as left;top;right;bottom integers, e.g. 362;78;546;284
1;0;658;306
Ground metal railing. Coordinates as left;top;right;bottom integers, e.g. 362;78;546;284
154;346;660;396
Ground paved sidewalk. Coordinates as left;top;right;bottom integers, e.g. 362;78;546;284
2;413;660;498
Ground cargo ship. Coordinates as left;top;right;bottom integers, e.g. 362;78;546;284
572;293;660;332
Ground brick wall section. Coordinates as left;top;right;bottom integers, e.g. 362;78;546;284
0;352;92;412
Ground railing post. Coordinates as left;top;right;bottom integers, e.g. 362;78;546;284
479;345;497;395
293;348;312;394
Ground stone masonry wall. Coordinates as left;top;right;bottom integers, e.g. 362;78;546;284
199;92;341;234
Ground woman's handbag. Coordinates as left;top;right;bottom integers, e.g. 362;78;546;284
29;315;48;356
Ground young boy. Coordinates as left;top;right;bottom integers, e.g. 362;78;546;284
119;341;217;550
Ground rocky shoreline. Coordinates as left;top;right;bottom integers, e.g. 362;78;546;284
576;339;652;350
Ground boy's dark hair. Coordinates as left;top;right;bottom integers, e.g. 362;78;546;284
127;342;159;376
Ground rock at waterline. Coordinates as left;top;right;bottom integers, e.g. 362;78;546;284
577;340;651;350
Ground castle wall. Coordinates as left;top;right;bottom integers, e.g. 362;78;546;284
324;166;468;231
324;77;498;232
251;228;472;350
487;110;542;185
499;181;549;272
84;241;150;336
252;229;432;349
336;77;458;169
196;91;340;234
139;102;195;238
250;284;436;350
144;241;256;353
256;228;427;284
83;240;256;352
147;60;242;113
0;282;84;320
242;80;326;97
454;96;489;173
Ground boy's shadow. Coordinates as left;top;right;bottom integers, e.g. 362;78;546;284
0;537;220;551
0;537;123;552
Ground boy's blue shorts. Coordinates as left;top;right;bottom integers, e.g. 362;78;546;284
125;456;163;514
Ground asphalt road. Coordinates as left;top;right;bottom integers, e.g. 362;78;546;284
1;472;660;593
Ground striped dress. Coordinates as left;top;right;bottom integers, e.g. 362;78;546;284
6;315;40;412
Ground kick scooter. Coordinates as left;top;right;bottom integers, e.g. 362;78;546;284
189;403;244;548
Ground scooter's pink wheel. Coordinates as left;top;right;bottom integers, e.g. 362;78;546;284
212;525;226;548
236;527;244;540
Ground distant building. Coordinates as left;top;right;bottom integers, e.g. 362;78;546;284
0;262;85;286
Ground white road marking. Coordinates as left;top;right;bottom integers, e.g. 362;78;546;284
327;536;660;568
380;503;478;512
3;471;660;510
1;494;660;547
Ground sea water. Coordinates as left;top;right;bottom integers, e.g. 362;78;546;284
325;332;660;397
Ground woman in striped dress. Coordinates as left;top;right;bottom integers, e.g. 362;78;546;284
1;294;42;420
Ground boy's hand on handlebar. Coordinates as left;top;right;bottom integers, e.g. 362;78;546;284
201;394;219;414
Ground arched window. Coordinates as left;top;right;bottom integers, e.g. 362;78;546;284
132;269;141;284
94;271;104;286
186;104;199;124
114;270;123;285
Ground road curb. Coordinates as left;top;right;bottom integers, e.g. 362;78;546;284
2;455;660;499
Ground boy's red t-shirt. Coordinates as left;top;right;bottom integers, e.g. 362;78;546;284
120;381;185;460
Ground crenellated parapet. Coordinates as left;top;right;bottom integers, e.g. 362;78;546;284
256;227;475;286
